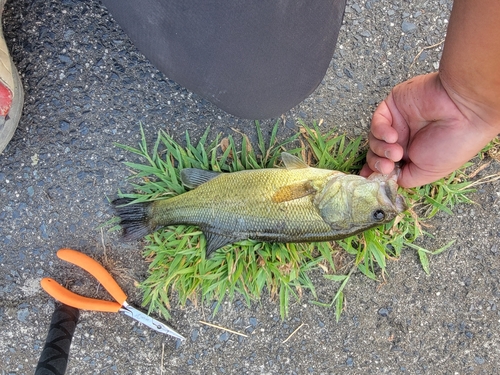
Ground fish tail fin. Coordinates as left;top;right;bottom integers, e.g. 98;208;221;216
113;198;153;241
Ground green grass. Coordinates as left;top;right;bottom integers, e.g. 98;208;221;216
113;121;493;321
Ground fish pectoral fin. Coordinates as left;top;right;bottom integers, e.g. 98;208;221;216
204;231;243;257
272;181;317;203
180;168;222;189
281;152;309;170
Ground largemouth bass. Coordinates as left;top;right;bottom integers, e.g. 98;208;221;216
114;153;406;256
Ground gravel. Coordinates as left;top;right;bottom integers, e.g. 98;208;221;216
2;0;500;374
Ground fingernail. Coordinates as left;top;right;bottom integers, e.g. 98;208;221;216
374;161;381;172
384;150;391;159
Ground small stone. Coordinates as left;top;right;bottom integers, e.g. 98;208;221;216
346;357;354;366
249;317;257;327
285;119;295;130
59;54;72;64
191;329;199;342
17;308;29;322
175;339;182;349
351;4;362;13
31;154;39;166
402;21;417;33
475;356;485;365
418;51;428;61
27;186;34;197
219;332;230;341
40;223;48;239
378;307;390;317
464;276;472;287
60;121;70;132
63;30;75;40
344;68;354;79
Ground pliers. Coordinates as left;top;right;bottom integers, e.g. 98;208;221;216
41;248;185;341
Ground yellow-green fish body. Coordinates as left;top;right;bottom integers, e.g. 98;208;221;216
114;153;406;255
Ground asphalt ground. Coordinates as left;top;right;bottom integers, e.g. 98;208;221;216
1;0;500;374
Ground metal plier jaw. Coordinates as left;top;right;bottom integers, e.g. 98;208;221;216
120;302;184;340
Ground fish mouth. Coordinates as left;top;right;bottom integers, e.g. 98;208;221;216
375;174;407;214
394;194;407;213
368;168;408;214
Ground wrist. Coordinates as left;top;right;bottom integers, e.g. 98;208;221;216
438;69;500;138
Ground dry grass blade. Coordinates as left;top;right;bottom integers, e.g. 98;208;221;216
489;148;500;161
199;320;248;338
231;127;253;153
220;137;231;157
282;322;305;344
462;172;500;189
408;40;444;75
467;161;492;179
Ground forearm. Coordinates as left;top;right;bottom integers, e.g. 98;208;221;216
439;0;500;131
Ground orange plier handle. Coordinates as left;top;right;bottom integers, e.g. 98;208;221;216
40;248;127;313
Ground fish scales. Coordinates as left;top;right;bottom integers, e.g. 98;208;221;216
149;167;340;242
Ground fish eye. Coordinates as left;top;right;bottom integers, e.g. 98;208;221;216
372;209;386;222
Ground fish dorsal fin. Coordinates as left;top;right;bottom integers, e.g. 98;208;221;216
281;152;309;170
203;230;242;257
180;168;221;189
272;181;317;203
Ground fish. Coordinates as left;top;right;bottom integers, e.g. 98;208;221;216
113;153;406;256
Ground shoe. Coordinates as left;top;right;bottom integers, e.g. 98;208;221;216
0;0;23;154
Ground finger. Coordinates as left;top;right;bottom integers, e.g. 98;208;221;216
368;132;404;162
365;149;396;175
370;100;399;144
359;163;374;177
397;163;452;189
398;163;432;188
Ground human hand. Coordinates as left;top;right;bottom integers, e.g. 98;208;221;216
360;72;499;188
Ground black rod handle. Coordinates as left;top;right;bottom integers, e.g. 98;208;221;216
35;304;79;375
